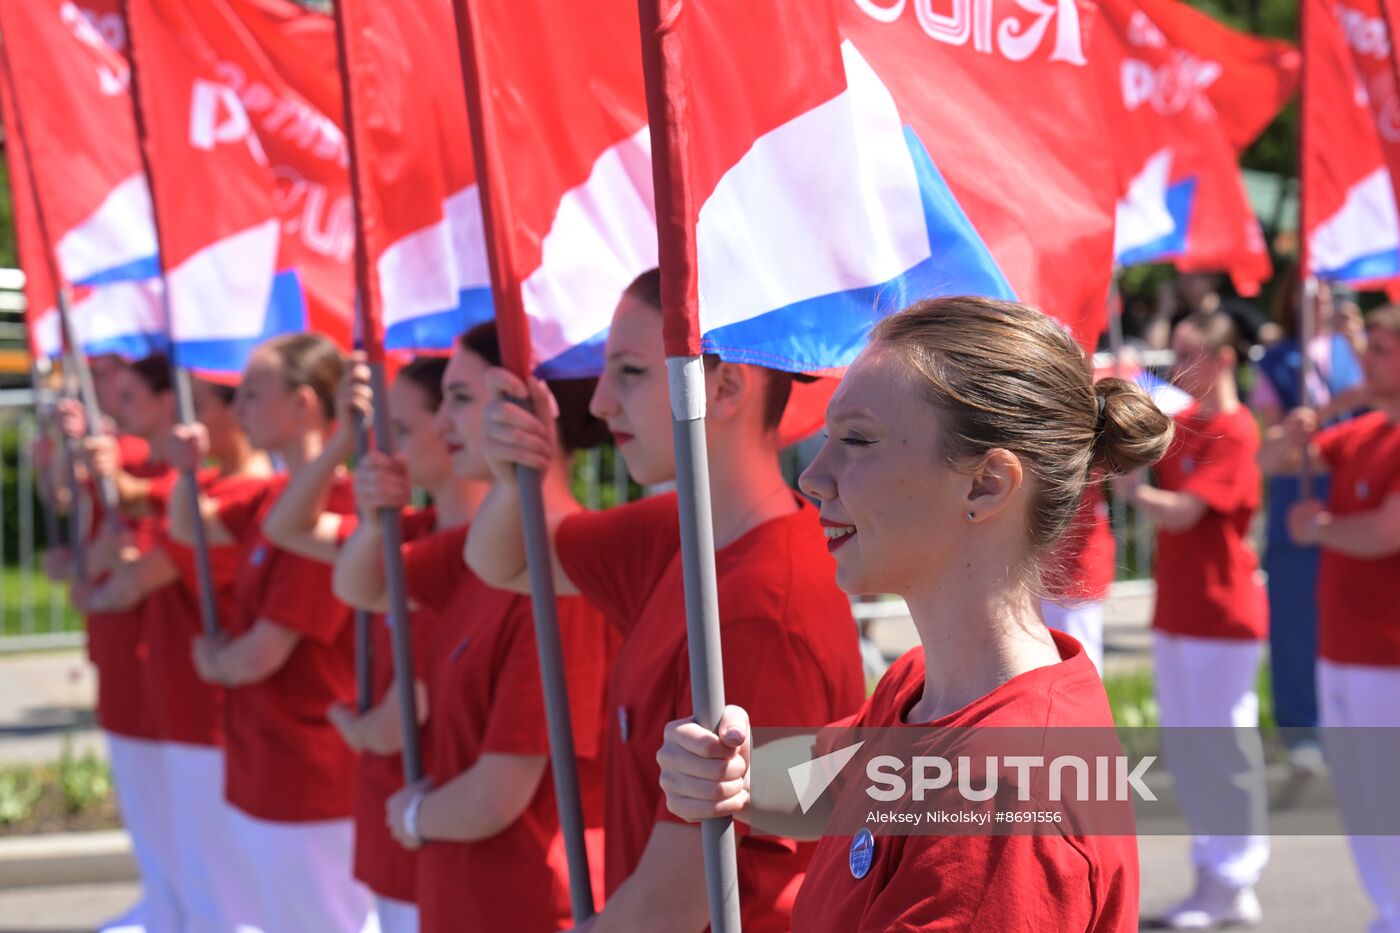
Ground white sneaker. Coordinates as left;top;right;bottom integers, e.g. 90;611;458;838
1274;742;1328;811
1154;874;1262;930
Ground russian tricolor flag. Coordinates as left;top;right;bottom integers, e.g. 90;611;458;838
0;0;167;359
335;0;494;359
1303;0;1400;290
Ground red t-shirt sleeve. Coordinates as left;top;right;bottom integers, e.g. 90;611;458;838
1315;419;1355;473
215;481;272;540
257;551;346;644
480;598;610;760
555;496;679;629
402;526;469;616
1175;421;1255;513
478;599;550;757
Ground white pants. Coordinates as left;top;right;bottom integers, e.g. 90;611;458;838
224;806;372;933
163;744;261;932
1042;599;1104;675
1152;632;1270;888
372;897;418;933
107;734;182;933
1319;660;1400;933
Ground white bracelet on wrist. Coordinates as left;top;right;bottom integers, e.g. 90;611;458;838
402;788;428;845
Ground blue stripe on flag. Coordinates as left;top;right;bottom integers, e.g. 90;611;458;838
72;255;163;288
1317;247;1400;285
383;288;495;352
538;328;610;380
172;271;307;375
700;126;1014;373
1116;177;1196;269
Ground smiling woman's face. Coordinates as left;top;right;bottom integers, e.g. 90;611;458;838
798;344;969;597
432;345;493;481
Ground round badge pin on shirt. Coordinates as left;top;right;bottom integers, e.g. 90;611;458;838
849;827;875;880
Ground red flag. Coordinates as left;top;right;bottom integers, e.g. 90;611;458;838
1098;0;1273;294
122;0;353;376
1302;0;1400;287
452;0;653;379
0;40;61;359
333;0;491;362
1121;0;1299;152
835;1;1118;348
639;0;1116;362
0;0;168;358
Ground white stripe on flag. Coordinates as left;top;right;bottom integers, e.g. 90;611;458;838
55;173;159;284
1309;167;1400;277
522;126;657;364
696;41;930;335
167;219;280;342
378;185;491;331
1113;148;1177;260
72;279;166;343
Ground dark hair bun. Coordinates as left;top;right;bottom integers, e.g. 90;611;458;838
1091;378;1174;477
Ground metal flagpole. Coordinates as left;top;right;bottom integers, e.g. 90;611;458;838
667;359;742;932
0;38;118;577
366;362;424;781
1299;275;1319;500
30;360;63;559
329;3;424;781
118;0;221;635
1107;275;1128;570
1297;0;1318;504
634;0;741;922
352;409;373;715
448;1;597;918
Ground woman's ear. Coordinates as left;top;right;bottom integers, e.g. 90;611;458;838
291;384;321;423
706;360;751;425
962;448;1024;522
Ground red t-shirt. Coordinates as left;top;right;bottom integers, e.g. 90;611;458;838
85;438;167;739
215;474;359;822
791;631;1140;932
404;524;610;933
1151;406;1267;641
1044;484;1116;603
141;470;265;746
1316;412;1400;666
335;509;439;903
556;493;865;932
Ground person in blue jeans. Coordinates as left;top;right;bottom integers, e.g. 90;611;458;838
1251;272;1366;790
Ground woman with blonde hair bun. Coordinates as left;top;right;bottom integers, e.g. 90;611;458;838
657;296;1173;931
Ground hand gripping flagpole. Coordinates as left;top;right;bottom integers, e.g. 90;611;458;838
117;0;221;636
450;0;595;919
667;357;743;932
636;1;742;928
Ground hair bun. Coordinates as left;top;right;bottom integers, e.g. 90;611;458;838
1091;378;1174;477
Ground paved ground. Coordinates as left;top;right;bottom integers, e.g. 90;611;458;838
0;588;1381;930
0;834;1374;932
0;650;102;766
